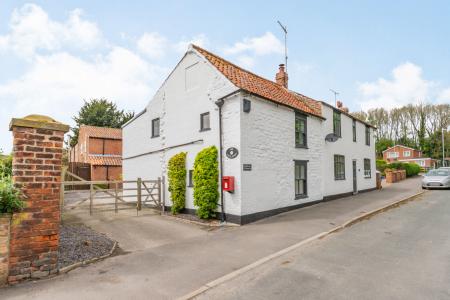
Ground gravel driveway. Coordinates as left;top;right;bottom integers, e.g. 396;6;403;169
58;224;116;269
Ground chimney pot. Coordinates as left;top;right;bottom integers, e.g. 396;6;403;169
276;64;288;88
336;101;343;108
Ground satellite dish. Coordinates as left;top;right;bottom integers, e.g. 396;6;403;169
325;133;339;142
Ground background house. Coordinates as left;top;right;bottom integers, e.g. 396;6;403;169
383;145;436;170
122;45;376;224
69;125;122;181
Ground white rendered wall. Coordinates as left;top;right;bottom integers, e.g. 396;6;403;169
122;50;237;212
321;104;376;196
239;95;324;215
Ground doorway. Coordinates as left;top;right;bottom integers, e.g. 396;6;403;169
352;160;358;194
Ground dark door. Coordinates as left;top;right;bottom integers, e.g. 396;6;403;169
352;160;358;194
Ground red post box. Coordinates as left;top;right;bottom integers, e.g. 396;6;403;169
222;176;235;193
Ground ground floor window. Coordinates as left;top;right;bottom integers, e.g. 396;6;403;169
364;158;371;178
295;160;307;198
334;155;345;180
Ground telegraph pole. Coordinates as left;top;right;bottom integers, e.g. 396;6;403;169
443;127;446;167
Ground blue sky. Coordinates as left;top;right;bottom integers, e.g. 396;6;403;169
1;1;450;151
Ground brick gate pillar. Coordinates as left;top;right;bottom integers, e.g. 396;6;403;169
8;115;69;283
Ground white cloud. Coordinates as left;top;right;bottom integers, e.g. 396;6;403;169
0;48;166;127
235;55;255;69
358;62;433;110
137;32;168;59
0;3;101;58
224;32;284;56
174;34;208;53
438;88;450;102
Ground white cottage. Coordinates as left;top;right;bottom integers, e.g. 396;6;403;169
122;45;376;224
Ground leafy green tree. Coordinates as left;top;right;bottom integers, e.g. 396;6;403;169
375;138;394;158
70;99;134;147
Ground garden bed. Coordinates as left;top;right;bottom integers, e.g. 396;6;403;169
162;212;237;227
58;224;116;270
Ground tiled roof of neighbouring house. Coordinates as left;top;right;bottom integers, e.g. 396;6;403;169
80;125;122;140
193;45;323;118
88;155;122;166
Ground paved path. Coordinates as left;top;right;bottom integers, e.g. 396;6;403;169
196;189;450;300
2;177;424;299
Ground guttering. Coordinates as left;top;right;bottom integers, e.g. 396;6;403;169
215;89;242;223
123;139;203;160
122;109;147;128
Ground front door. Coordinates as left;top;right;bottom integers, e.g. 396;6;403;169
352;160;358;194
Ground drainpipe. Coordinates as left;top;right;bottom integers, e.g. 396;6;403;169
215;89;242;224
215;98;226;223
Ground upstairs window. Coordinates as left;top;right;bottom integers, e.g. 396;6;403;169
295;160;308;198
295;113;307;148
364;158;371;178
333;111;341;137
334;155;345;180
151;118;160;138
403;151;411;157
352;119;356;142
365;125;370;146
387;152;399;158
200;112;210;131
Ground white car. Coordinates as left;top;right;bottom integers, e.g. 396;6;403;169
422;169;450;189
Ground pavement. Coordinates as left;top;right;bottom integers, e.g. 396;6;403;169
196;189;450;300
1;177;426;299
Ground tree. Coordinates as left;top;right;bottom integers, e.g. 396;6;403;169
70;99;134;147
375;138;394;158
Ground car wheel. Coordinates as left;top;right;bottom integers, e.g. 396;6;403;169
422;186;427;190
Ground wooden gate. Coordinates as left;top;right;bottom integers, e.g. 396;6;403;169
61;171;165;215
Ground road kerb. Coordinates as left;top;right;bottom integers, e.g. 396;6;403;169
177;190;426;300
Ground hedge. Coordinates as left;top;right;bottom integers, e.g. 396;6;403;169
168;152;187;214
386;162;421;177
376;160;388;174
193;146;219;219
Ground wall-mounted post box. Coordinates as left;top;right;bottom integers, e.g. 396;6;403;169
222;176;235;193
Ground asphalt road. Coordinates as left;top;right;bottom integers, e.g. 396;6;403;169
197;190;450;300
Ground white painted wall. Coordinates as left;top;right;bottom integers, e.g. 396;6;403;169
321;104;376;196
123;49;237;210
123;47;377;221
240;95;324;215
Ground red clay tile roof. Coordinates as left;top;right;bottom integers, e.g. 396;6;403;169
88;155;122;166
80;125;122;140
193;45;322;118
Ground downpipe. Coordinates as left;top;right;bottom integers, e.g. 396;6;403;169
215;98;226;223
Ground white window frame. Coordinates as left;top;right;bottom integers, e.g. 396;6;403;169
403;151;411;157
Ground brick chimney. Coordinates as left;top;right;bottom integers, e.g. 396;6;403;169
275;64;288;88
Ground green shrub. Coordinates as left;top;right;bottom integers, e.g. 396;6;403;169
0;154;12;177
168;152;187;214
0;176;24;214
403;163;420;177
376;160;388;174
386;162;420;177
193;146;219;219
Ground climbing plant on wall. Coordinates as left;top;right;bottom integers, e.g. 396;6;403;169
193;146;219;219
168;152;187;214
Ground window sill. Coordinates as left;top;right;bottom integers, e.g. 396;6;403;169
334;178;346;181
295;145;308;149
199;128;211;132
295;195;308;200
364;176;372;179
151;135;160;139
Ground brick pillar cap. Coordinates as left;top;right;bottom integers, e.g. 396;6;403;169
9;114;69;132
